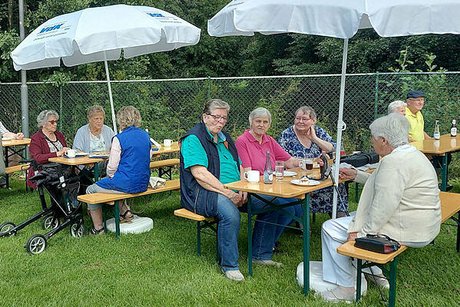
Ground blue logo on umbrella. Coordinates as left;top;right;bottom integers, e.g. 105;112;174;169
39;23;64;34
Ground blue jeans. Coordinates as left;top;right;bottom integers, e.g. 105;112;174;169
216;194;241;272
251;195;297;260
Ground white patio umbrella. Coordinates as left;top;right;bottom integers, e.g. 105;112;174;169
11;4;201;131
208;0;460;218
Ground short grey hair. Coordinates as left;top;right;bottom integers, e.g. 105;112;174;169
387;100;407;114
369;113;409;148
249;107;272;126
202;99;230;115
295;106;317;120
37;110;59;128
87;105;105;119
116;106;141;130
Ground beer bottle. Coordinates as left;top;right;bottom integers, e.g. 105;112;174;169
263;151;273;184
450;119;457;137
434;120;440;140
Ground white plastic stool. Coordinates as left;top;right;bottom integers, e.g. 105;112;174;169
296;261;367;295
106;215;153;234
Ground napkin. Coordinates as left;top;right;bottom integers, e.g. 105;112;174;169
149;176;166;189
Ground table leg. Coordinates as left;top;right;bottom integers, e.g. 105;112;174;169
114;200;120;240
247;196;253;276
4;148;9;188
303;194;310;295
441;154;448;191
93;163;100;182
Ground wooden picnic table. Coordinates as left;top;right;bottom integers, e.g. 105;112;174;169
411;133;460;191
1;138;31;188
224;167;332;296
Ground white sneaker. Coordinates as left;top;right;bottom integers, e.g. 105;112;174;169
223;269;245;282
253;259;283;268
366;273;390;289
319;286;355;303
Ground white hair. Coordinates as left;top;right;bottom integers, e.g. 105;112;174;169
37;110;59;128
249;107;271;126
369;113;409;148
387;100;407;114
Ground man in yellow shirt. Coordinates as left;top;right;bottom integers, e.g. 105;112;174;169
405;90;431;142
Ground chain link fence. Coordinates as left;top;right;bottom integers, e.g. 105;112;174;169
2;72;460;152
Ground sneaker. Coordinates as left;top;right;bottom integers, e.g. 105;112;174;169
90;227;105;235
366;273;390;289
319;286;355;303
222;269;244;282
253;259;283;268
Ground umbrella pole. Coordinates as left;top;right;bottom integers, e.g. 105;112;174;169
332;38;349;219
104;55;117;132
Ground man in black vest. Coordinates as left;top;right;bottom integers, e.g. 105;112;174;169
180;99;246;281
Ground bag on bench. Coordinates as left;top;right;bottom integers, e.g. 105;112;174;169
341;152;379;168
355;234;400;254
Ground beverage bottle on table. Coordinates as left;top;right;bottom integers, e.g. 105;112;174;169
450;119;457;137
263;151;273;184
433;120;440;140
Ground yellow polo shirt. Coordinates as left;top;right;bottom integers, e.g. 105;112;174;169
405;107;425;142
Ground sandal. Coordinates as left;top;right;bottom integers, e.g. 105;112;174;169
90;227;105;235
120;209;133;223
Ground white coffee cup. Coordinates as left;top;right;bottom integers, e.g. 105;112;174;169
164;139;173;147
244;170;260;183
67;149;76;158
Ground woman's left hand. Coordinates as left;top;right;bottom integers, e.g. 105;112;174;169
347;232;358;241
305;125;317;141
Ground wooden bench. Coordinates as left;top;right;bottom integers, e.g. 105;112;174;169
337;191;460;306
150;158;179;180
4;163;30;175
77;179;180;238
174;208;218;256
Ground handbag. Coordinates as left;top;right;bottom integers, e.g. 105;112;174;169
341;152;379;168
355;234;400;254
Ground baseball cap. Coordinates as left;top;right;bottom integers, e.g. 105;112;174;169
406;90;425;99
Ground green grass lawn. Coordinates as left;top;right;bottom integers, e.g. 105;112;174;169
0;177;459;306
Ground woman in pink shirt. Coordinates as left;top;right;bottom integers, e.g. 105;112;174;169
235;107;299;267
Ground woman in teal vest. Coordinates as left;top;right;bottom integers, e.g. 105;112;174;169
86;106;151;235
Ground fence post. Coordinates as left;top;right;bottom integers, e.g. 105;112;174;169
374;72;380;119
206;76;212;100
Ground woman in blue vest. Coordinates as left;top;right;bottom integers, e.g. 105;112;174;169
86;106;151;235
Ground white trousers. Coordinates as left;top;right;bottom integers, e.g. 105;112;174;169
321;216;382;287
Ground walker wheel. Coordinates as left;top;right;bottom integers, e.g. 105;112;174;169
0;222;17;237
70;222;85;238
42;215;60;230
25;235;47;255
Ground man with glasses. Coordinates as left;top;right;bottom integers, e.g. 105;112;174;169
180;99;248;282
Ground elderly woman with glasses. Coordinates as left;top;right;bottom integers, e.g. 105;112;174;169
73;105;115;153
180;99;248;282
279;106;349;217
85;106;152;234
319;113;440;303
27;110;70;188
235;107;299;267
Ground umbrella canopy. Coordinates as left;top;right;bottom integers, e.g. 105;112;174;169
208;0;460;216
208;0;460;297
11;4;201;131
209;0;460;38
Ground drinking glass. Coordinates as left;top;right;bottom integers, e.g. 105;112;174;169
275;161;284;181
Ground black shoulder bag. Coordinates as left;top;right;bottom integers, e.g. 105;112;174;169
355;234;400;254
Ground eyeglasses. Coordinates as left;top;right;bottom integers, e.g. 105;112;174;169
295;117;312;122
48;120;58;125
207;114;228;122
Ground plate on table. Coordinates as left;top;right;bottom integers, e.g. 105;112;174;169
89;151;109;158
290;179;321;186
75;152;89;157
1;137;13;141
284;171;297;177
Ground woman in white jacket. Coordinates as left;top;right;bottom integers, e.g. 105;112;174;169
319;113;441;303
